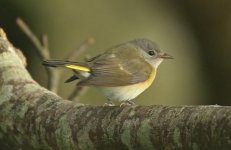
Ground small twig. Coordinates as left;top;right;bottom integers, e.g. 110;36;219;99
66;37;95;61
68;86;89;101
41;34;49;57
16;18;49;59
16;17;60;92
17;17;94;100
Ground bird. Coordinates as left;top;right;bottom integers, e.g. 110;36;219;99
43;38;173;106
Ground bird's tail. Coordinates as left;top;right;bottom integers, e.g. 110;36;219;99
43;60;90;72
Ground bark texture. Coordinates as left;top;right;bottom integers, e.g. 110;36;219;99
0;28;231;150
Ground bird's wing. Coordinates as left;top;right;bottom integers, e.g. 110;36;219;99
78;44;153;86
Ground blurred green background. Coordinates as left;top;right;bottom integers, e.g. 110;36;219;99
0;0;231;105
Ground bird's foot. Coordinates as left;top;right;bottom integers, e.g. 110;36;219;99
120;100;136;107
103;101;115;107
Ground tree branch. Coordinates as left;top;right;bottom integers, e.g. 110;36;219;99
0;28;231;150
16;18;94;99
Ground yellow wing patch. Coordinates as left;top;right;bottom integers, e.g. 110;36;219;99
65;64;90;72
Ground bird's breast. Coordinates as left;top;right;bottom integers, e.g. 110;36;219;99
98;69;156;101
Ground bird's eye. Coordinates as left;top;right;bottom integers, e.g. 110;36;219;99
148;50;155;56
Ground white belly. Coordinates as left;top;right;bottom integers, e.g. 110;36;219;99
98;70;156;101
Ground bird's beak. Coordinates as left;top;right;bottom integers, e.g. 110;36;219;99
159;52;174;59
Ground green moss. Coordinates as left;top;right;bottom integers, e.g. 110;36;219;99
0;101;14;133
55;115;74;150
0;85;13;104
0;130;3;139
121;121;132;150
3;68;31;82
16;101;30;119
128;110;135;117
77;130;95;150
173;127;182;148
137;119;155;150
30;134;45;149
192;143;199;150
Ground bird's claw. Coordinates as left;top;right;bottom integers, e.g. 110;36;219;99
103;101;115;106
120;100;136;107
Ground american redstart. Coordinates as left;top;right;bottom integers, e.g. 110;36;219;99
43;39;173;105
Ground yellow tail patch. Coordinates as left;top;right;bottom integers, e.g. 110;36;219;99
65;64;90;72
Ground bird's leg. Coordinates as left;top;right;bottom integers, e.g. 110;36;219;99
120;100;136;107
103;100;115;106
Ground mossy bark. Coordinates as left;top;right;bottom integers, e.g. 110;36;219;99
0;28;231;150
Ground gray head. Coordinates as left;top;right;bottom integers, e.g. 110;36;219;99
130;38;173;68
